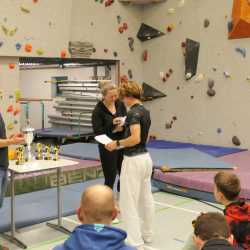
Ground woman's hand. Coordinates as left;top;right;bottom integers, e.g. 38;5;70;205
105;141;117;152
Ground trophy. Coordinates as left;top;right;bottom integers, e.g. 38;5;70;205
22;126;35;162
16;145;26;165
53;146;60;161
44;145;51;160
36;143;43;160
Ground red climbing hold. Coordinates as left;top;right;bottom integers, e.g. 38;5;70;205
123;22;128;30
119;26;124;33
143;50;148;61
7;105;14;113
9;63;15;69
60;50;67;58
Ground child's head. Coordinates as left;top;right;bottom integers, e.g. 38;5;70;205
78;185;118;225
193;212;233;250
214;171;241;205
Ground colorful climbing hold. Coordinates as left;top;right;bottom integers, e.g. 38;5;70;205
232;136;241;146
128;37;134;52
60;50;67;58
9;63;15;69
204;19;210;28
36;49;44;56
217;128;222;134
20;5;31;13
128;69;133;79
235;47;246;58
207;88;216;97
143;50;148;61
15;43;22;51
118;26;124;34
208;79;215;89
7;105;14;113
123;22;128;30
7;123;14;130
25;43;32;53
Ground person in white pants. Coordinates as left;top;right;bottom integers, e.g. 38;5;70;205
106;81;155;250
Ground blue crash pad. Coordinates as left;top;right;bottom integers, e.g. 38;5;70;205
60;143;99;161
148;148;234;170
60;143;234;170
35;127;93;138
147;140;246;157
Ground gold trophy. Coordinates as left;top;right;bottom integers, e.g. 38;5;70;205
16;145;26;165
36;143;43;160
53;146;60;161
44;145;51;160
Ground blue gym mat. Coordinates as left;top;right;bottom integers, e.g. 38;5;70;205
60;143;100;161
0;179;103;233
60;143;234;170
147;140;246;157
148;148;234;170
35;127;94;138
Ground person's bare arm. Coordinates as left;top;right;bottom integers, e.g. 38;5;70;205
119;124;140;148
0;134;25;148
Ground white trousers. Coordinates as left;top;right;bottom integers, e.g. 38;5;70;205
120;153;155;248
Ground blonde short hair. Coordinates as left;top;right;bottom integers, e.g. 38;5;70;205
119;81;142;100
99;81;118;96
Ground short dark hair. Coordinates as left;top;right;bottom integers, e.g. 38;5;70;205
194;212;230;241
214;171;241;201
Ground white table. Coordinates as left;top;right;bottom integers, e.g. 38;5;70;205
1;159;78;249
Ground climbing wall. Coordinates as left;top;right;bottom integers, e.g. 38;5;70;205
0;0;72;57
70;0;143;83
142;0;250;148
0;57;20;137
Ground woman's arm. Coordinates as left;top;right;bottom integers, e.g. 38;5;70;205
92;108;105;135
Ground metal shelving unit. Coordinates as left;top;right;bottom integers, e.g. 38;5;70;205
49;79;110;129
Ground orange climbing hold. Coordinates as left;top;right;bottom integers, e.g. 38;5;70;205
60;50;67;58
229;0;250;39
25;43;32;52
9;63;15;69
7;105;14;113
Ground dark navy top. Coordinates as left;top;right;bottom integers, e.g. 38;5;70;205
0;113;9;168
124;103;151;157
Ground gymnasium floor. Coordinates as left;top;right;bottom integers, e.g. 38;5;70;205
0;192;224;250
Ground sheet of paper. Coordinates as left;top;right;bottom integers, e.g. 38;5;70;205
95;134;124;149
95;134;113;145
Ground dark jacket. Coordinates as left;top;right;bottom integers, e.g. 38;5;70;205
224;200;250;250
53;224;136;250
0;113;8;168
92;100;126;141
202;239;243;250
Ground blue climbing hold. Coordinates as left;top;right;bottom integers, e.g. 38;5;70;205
16;43;22;51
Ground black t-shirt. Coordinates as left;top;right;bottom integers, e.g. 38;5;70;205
124;103;151;156
0;113;9;168
202;239;243;250
92;100;127;141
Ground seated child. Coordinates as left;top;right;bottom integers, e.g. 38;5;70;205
53;185;136;250
193;212;243;250
182;171;250;250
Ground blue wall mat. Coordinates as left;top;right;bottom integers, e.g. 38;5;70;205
60;143;99;161
147;140;246;157
148;148;234;169
0;179;103;233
